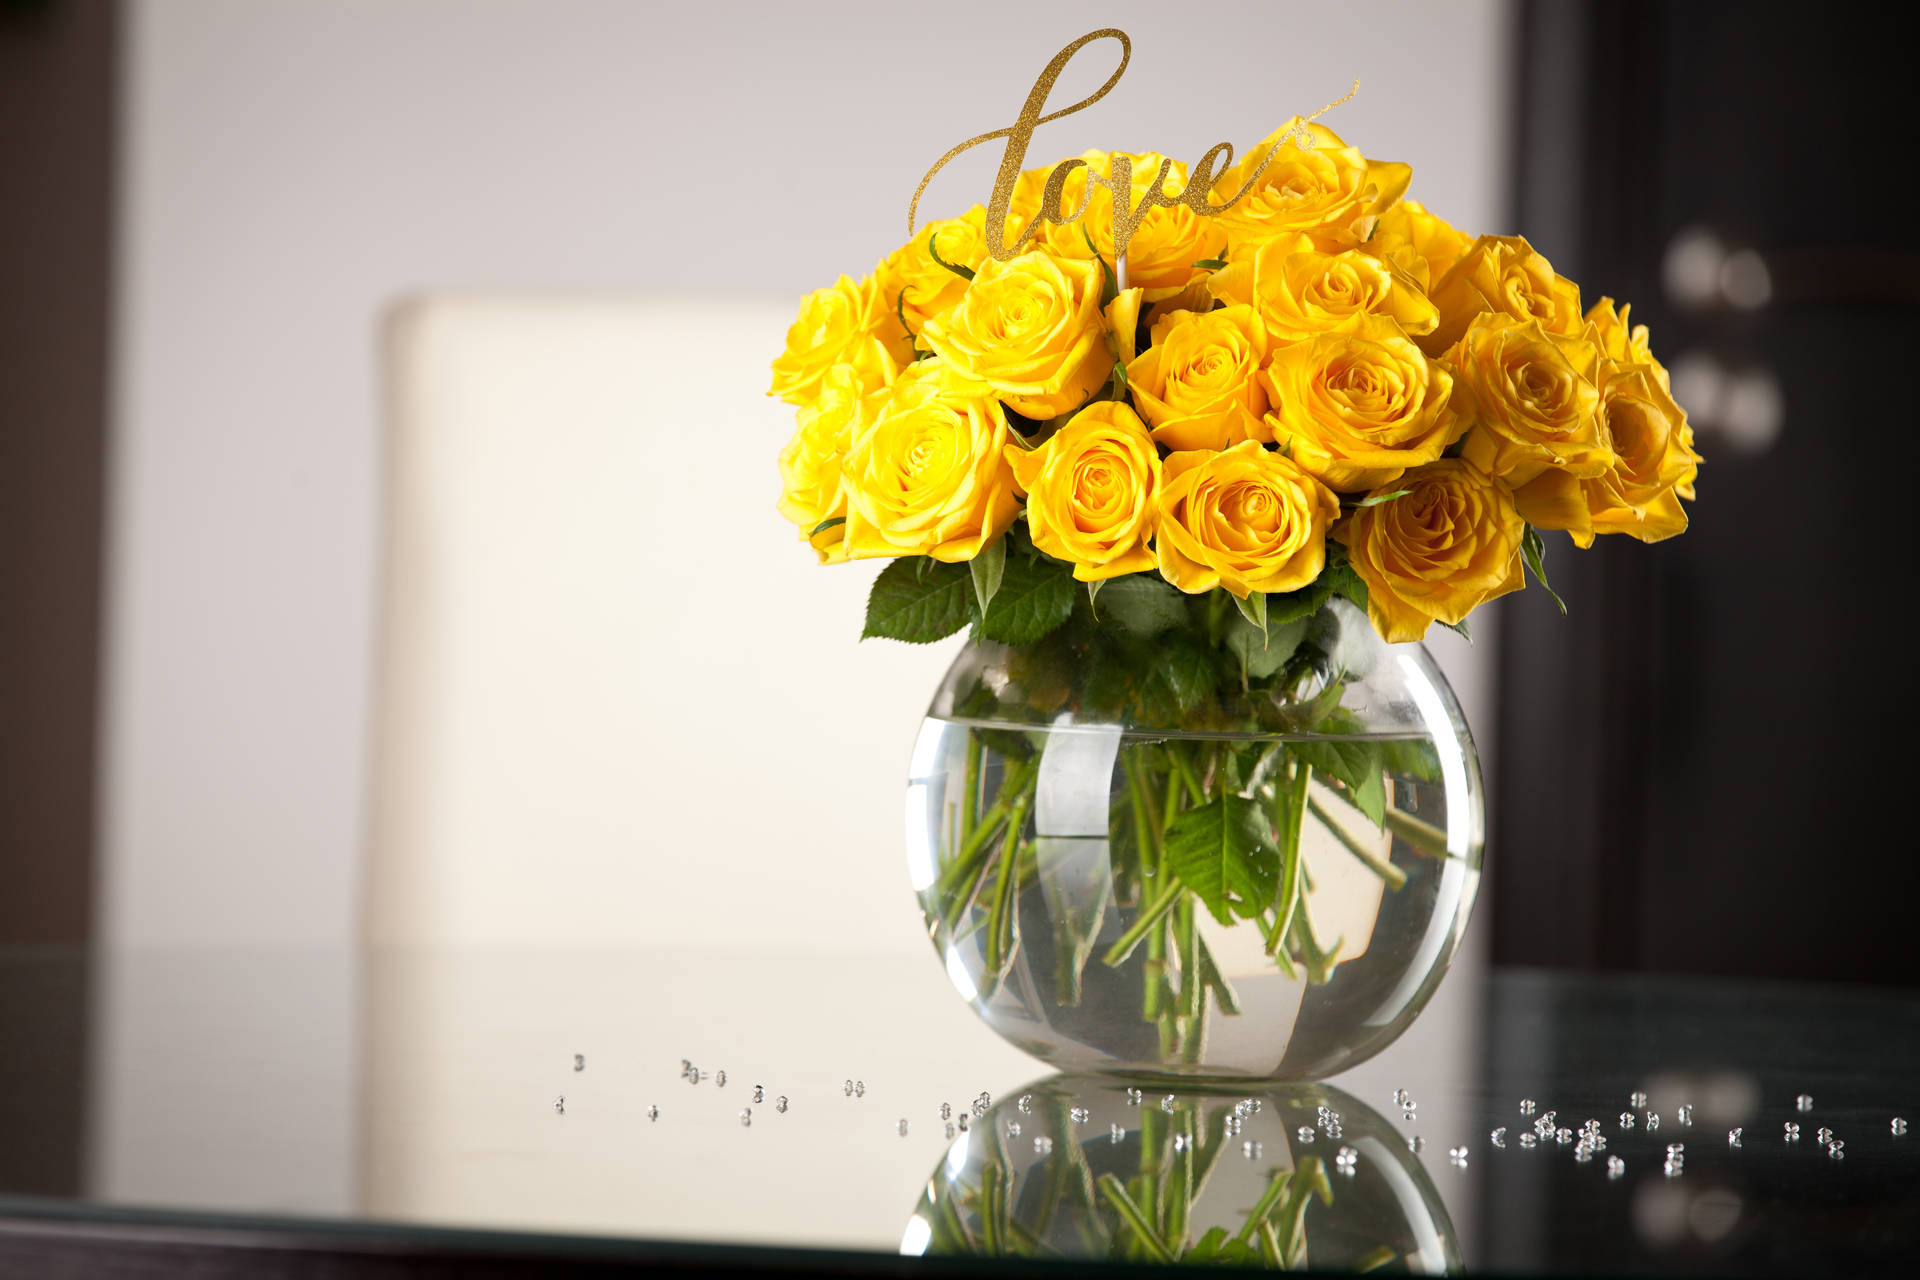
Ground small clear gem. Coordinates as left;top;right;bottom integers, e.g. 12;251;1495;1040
1828;1142;1845;1158
1796;1094;1814;1112
647;1105;658;1121
1817;1127;1834;1144
1785;1122;1800;1139
1125;1087;1142;1104
1162;1095;1176;1112
1007;1122;1021;1137
573;1054;585;1072
776;1096;788;1114
1519;1133;1537;1149
1243;1140;1263;1159
1728;1127;1742;1146
977;1092;992;1108
1298;1126;1316;1143
753;1085;764;1103
1033;1136;1052;1154
897;1118;909;1137
940;1102;952;1121
739;1108;751;1127
1645;1112;1661;1131
1491;1127;1507;1147
843;1080;854;1097
1520;1099;1537;1116
956;1114;968;1132
1894;1117;1908;1136
1448;1146;1468;1160
1667;1143;1685;1156
1620;1111;1636;1129
716;1071;727;1088
1556;1128;1573;1145
1628;1090;1649;1108
1408;1135;1424;1153
1069;1106;1090;1124
553;1096;565;1114
1335;1145;1357;1171
1110;1123;1125;1142
1607;1155;1626;1178
1574;1147;1593;1163
1173;1133;1192;1152
853;1080;864;1098
1676;1104;1693;1125
680;1059;692;1077
1018;1095;1032;1113
944;1122;956;1139
1664;1160;1683;1178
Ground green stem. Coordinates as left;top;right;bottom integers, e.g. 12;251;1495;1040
1265;761;1311;961
1308;796;1410;889
1384;805;1453;858
1105;878;1184;966
957;734;983;852
981;789;1034;994
1168;744;1208;808
1097;1174;1175;1264
1234;1168;1294;1247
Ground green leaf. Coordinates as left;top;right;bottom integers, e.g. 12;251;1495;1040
979;552;1076;645
969;537;1006;618
1351;489;1411;508
861;557;973;643
1097;574;1187;637
1227;615;1307;681
1084;578;1103;620
807;516;845;537
1264;574;1336;627
1080;225;1119;308
1163;794;1280;926
927;232;976;282
1521;524;1568;615
1231;589;1267;638
1439;617;1473;642
1323;560;1369;613
1152;640;1217;714
1289;738;1381;797
1348;767;1387;829
1190;257;1230;271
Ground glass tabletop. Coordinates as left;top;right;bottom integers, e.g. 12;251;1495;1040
2;944;1916;1275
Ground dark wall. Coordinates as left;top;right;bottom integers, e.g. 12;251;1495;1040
1495;0;1920;985
0;0;115;1197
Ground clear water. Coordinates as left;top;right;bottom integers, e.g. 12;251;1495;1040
907;718;1482;1081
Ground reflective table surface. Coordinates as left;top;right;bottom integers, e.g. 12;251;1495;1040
2;944;1917;1275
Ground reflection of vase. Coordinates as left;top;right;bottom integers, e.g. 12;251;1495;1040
903;1075;1461;1272
906;598;1482;1080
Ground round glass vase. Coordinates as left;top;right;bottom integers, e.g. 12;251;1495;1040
905;594;1483;1081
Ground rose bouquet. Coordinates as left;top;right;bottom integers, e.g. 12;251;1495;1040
771;107;1698;1070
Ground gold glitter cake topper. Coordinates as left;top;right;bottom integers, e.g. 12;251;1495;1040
909;29;1358;264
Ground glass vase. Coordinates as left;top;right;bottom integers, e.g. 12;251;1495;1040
905;594;1483;1081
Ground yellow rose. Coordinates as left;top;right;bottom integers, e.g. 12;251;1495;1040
1155;441;1339;598
1513;338;1696;547
1215;120;1411;247
1366;200;1473;292
921;252;1111;419
769;272;908;406
877;205;991;339
1210;231;1438;344
1259;315;1462;492
776;360;895;563
1006;402;1160;581
1034;150;1227;294
1126;305;1270;451
1586;297;1701;501
841;359;1019;562
1422;235;1584;355
1337;459;1525;643
1452;315;1613;487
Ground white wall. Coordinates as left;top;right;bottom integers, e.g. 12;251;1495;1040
98;0;1510;1215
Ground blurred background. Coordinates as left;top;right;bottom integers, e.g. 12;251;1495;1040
3;0;1914;1258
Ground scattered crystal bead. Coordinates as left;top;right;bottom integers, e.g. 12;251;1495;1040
956;1114;968;1132
1817;1126;1834;1144
1017;1094;1032;1113
1519;1133;1537;1149
1796;1094;1814;1112
977;1092;992;1108
1829;1142;1845;1158
939;1102;951;1121
1664;1159;1683;1178
1298;1126;1316;1143
1491;1127;1507;1147
843;1080;854;1096
1448;1146;1468;1161
573;1054;585;1072
1620;1111;1636;1129
1607;1155;1626;1178
647;1105;658;1121
1335;1146;1357;1173
1007;1121;1021;1137
1666;1143;1685;1156
1556;1128;1573;1145
1249;1099;1263;1113
1243;1140;1263;1159
739;1108;751;1127
1628;1090;1649;1108
944;1122;956;1139
1728;1127;1742;1146
753;1085;764;1103
680;1059;692;1077
1784;1122;1800;1139
1111;1123;1126;1142
1408;1135;1425;1153
1894;1117;1908;1135
1124;1087;1142;1105
776;1096;788;1114
1581;1119;1601;1134
853;1080;864;1098
1645;1112;1661;1131
1520;1099;1537;1116
1162;1095;1176;1112
898;1118;909;1136
716;1071;727;1088
1173;1133;1192;1152
1574;1147;1593;1163
1676;1104;1693;1125
1069;1106;1090;1124
553;1096;565;1114
1033;1136;1053;1155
